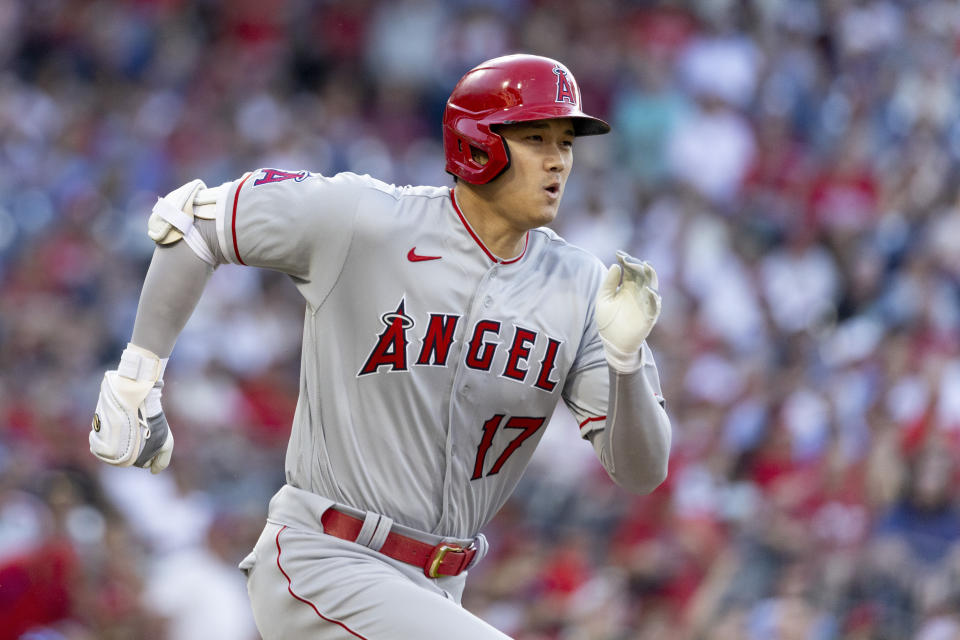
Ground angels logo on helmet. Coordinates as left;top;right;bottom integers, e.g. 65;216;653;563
553;66;577;105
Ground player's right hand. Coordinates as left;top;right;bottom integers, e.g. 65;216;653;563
90;344;174;474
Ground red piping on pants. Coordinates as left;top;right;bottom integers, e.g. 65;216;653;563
275;525;370;639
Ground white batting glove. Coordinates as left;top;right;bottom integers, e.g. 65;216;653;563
595;251;661;373
90;344;174;474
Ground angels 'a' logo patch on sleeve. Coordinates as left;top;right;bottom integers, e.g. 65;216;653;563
253;169;311;186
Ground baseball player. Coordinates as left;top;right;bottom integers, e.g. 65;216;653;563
89;54;671;638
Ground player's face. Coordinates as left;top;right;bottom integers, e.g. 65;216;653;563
485;118;575;231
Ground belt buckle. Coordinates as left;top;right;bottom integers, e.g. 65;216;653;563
425;542;464;579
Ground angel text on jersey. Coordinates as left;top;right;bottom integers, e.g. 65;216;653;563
358;299;563;393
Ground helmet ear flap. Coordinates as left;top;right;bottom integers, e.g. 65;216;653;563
443;115;510;184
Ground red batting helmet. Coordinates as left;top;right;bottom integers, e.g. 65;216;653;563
443;54;611;185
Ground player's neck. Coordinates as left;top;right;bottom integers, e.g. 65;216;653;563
453;184;526;261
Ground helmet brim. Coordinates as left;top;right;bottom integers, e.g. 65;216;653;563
497;112;611;137
572;116;611;136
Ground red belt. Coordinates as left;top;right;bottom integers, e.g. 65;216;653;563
320;508;477;579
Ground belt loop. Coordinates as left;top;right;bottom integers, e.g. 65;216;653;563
467;533;488;570
367;515;393;552
354;512;381;548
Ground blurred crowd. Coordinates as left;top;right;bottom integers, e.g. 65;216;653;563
2;0;960;638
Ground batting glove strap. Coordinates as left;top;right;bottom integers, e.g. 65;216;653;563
117;344;168;383
600;336;643;374
147;179;206;246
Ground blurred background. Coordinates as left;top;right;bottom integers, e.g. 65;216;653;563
2;0;960;638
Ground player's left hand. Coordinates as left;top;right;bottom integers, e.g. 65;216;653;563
595;251;661;370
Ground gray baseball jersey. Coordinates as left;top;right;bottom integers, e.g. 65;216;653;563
212;168;619;539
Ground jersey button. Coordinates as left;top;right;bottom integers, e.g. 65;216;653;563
483;296;492;307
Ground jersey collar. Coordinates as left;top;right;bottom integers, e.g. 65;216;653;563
449;188;528;265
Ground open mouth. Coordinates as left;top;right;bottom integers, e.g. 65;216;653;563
545;184;560;196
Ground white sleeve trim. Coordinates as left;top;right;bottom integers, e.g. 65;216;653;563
578;415;607;438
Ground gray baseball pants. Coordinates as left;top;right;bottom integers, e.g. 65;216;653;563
241;485;511;639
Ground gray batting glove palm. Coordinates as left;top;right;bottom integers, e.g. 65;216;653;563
595;251;661;372
90;344;174;474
